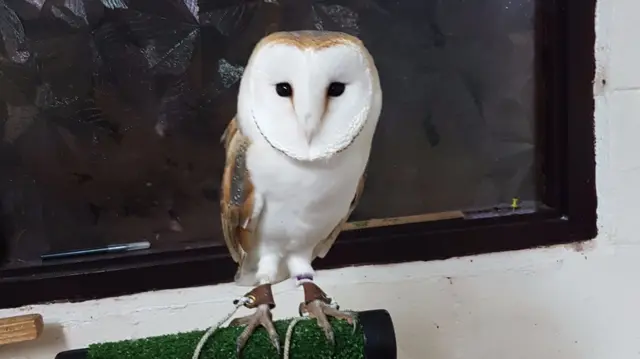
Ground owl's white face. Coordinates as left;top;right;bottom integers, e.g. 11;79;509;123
237;31;382;162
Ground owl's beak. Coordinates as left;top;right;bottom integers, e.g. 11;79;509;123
301;113;321;144
295;88;325;145
304;127;317;144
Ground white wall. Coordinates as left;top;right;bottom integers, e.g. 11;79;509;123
1;1;637;358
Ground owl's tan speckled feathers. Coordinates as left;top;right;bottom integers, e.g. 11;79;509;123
255;30;365;51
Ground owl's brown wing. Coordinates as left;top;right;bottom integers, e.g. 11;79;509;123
313;172;367;259
220;118;261;263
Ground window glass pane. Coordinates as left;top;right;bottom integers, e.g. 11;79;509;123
0;0;537;268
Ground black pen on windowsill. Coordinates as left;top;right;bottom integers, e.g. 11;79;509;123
40;241;151;261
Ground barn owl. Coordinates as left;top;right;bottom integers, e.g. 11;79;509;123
220;30;382;355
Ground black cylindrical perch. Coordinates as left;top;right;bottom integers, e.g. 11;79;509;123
54;309;397;359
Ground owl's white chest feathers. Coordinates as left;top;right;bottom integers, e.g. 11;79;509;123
246;136;368;258
231;31;382;286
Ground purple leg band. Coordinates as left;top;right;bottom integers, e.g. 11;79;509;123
296;274;314;282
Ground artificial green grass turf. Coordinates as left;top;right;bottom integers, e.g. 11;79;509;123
87;316;364;359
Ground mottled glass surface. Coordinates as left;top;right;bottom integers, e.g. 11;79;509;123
0;0;537;266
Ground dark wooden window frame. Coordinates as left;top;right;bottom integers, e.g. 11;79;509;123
0;0;597;309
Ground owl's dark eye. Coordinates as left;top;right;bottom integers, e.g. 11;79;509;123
327;82;346;97
275;82;293;97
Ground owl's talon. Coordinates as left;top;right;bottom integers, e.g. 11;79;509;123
302;299;356;346
269;331;280;355
324;325;335;346
232;304;279;357
229;316;252;327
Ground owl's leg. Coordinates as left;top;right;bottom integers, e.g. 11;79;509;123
288;255;357;345
229;255;280;356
